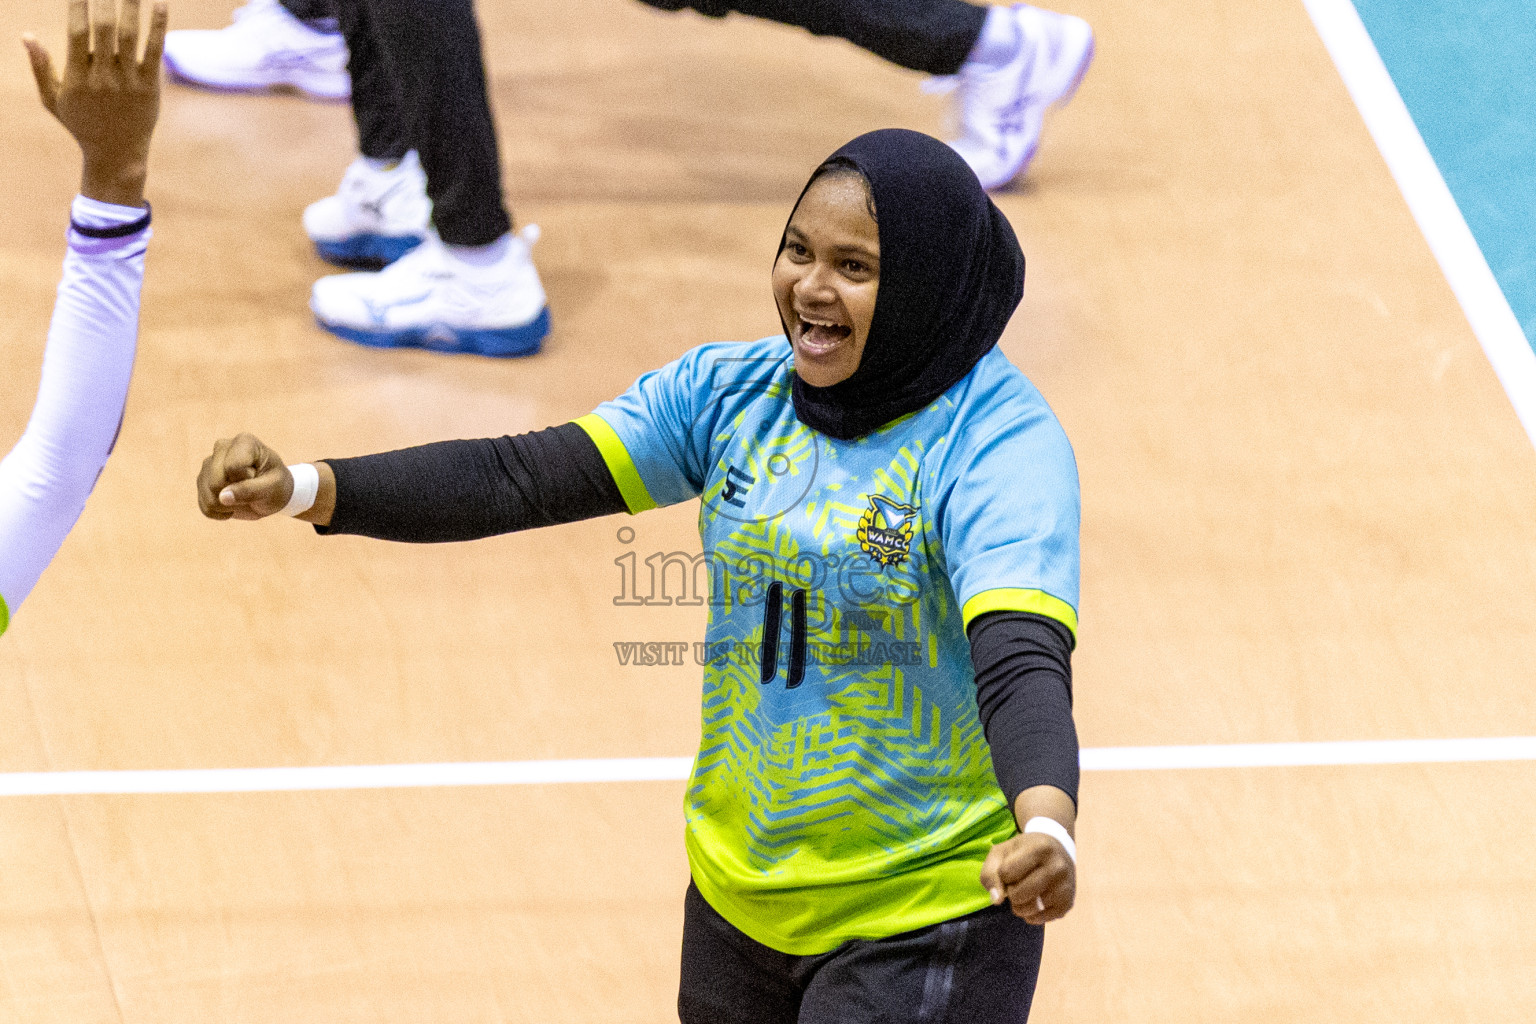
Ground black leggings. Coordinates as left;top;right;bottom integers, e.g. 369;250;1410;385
679;882;1045;1024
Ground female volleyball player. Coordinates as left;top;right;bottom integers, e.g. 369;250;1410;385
197;128;1081;1022
1;0;167;638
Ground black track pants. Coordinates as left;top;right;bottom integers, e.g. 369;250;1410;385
279;0;336;23
678;882;1045;1024
281;0;334;22
331;0;511;246
642;0;988;76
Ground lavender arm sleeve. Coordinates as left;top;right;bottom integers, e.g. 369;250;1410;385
0;199;149;633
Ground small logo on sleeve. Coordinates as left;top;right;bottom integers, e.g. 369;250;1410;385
719;464;755;507
857;495;918;567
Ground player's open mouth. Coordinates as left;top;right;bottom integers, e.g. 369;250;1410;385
795;314;852;356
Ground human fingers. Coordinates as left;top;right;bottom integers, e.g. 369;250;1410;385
138;2;167;79
1011;870;1075;926
197;438;236;519
999;832;1076;923
993;834;1052;890
211;435;260;500
198;439;235;518
216;433;272;492
218;466;291;519
118;0;140;63
22;35;60;113
1004;859;1063;921
215;433;289;515
66;0;90;71
91;0;118;66
1042;874;1077;920
980;843;1011;905
197;454;233;520
981;835;1045;903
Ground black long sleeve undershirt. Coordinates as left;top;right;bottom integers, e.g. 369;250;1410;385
319;424;1080;809
319;422;627;541
967;611;1079;809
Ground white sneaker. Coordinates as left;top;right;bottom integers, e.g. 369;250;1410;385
310;227;551;357
943;5;1095;190
163;0;351;101
303;152;432;268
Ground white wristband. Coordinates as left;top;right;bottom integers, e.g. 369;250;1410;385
280;463;320;518
1023;816;1077;866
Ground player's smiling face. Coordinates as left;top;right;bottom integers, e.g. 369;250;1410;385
774;171;880;388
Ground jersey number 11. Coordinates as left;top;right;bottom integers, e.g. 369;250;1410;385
761;582;807;689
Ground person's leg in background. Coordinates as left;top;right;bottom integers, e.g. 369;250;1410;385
162;0;352;101
648;0;987;75
301;0;432;268
642;0;1094;190
282;0;341;21
358;0;511;250
307;0;551;357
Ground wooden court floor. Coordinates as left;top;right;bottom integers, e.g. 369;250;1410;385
2;0;1535;1020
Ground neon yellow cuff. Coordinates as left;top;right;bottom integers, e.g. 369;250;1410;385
573;413;658;515
961;588;1077;640
0;592;9;637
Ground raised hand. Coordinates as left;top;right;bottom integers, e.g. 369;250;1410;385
197;434;295;522
23;0;169;207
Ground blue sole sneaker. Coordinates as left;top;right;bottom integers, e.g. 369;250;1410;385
309;226;551;358
313;232;424;270
317;306;551;358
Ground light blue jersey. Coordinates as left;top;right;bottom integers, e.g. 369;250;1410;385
577;335;1079;954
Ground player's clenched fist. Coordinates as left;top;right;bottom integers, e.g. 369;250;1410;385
980;830;1077;925
197;433;294;521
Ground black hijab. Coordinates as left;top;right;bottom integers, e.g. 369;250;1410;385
782;129;1026;440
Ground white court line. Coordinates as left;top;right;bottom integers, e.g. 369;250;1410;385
0;739;1533;796
0;757;697;797
1080;736;1536;771
1302;0;1536;450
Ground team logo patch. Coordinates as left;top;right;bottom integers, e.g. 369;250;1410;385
857;494;918;567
